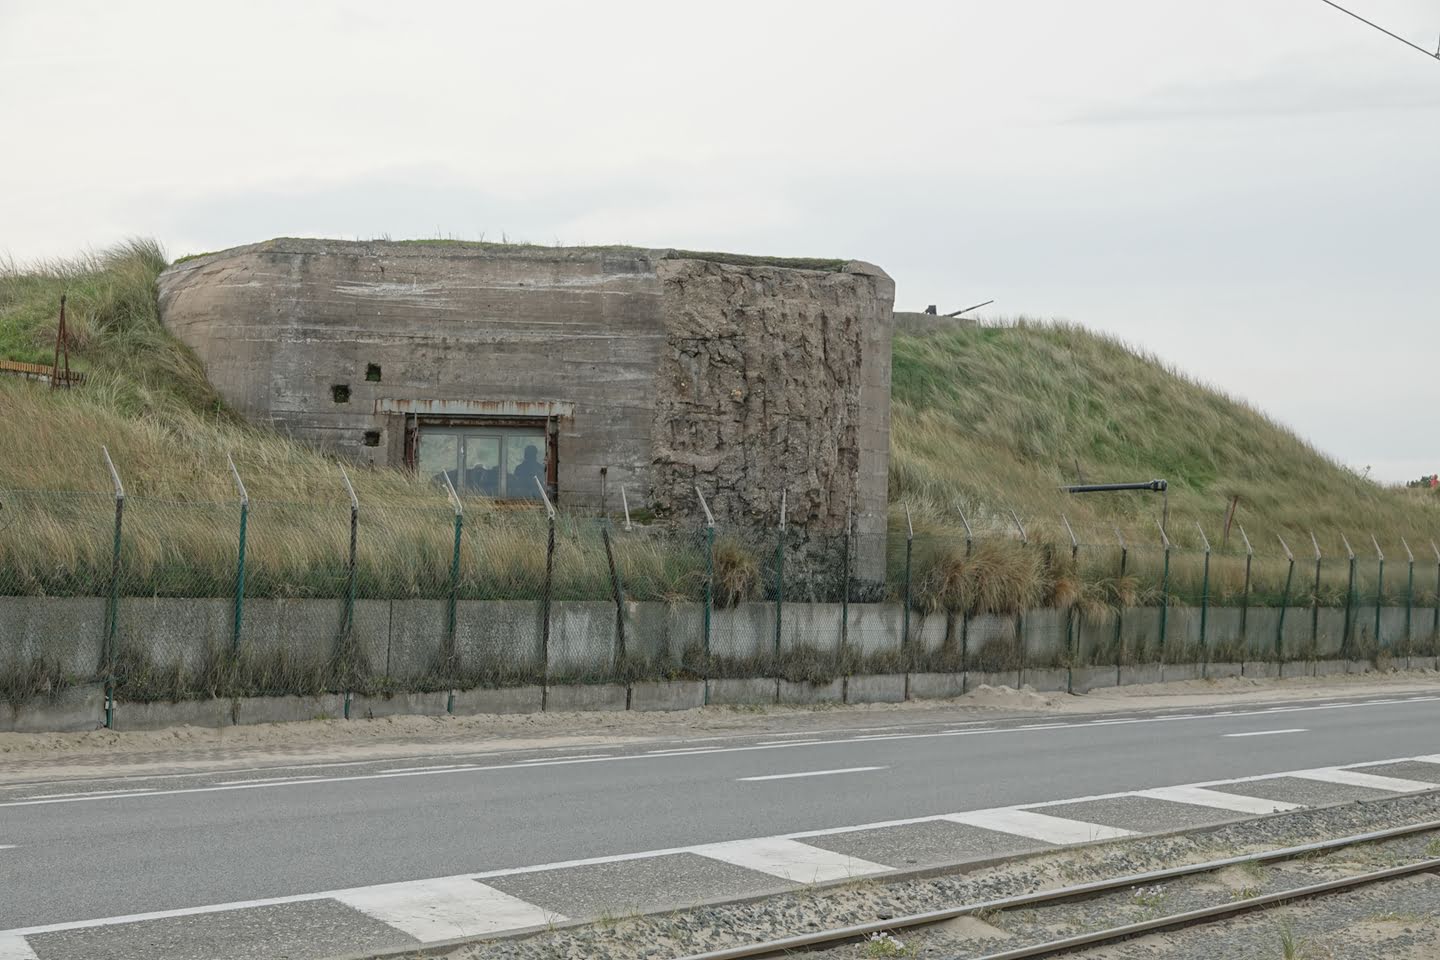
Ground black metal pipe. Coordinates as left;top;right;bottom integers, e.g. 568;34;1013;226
1064;480;1167;494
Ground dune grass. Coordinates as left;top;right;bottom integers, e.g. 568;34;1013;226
2;240;1437;615
889;318;1440;565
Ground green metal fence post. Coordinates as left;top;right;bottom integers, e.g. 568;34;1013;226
1196;522;1211;674
1238;525;1253;669
774;489;786;662
1433;541;1440;650
901;505;914;667
1157;521;1171;672
957;505;973;691
601;521;626;669
1011;510;1027;687
1310;533;1323;667
1062;515;1078;693
535;477;556;709
442;473;463;713
1114;527;1127;685
1371;535;1384;655
1276;535;1295;667
1341;534;1356;659
101;447;124;729
226;454;248;659
695;486;715;671
840;507;852;662
1402;537;1414;667
339;467;359;719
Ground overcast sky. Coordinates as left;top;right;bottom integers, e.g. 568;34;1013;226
2;1;1437;482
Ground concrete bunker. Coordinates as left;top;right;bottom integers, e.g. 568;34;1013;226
157;238;896;579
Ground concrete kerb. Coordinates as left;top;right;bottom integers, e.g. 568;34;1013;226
233;694;347;725
1020;667;1069;694
706;677;779;706
629;680;706;712
0;683;106;733
1070;665;1118;693
544;683;629;713
111;697;234;731
906;672;965;700
349;691;450;720
451;685;545;716
5;659;1433;731
844;673;907;703
778;679;845;705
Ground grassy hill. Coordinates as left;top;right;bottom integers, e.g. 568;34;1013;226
889;319;1438;553
2;240;1436;614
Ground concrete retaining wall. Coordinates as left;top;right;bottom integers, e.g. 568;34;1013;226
5;594;1437;732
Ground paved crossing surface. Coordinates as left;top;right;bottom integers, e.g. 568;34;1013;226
3;692;1439;959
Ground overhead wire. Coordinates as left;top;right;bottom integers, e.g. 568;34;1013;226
1317;0;1440;63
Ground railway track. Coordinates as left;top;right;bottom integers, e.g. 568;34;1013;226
676;819;1440;960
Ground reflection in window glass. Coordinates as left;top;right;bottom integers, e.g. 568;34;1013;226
463;436;501;496
506;433;547;500
418;426;548;500
418;435;459;487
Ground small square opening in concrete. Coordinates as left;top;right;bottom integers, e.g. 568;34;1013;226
365;363;382;382
331;384;351;403
362;430;381;447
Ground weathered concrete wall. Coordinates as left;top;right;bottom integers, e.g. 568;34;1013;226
7;596;1433;718
157;240;894;573
650;258;894;579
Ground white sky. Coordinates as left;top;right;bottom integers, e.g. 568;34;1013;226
2;1;1437;483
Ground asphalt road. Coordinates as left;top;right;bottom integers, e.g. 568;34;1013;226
3;692;1439;931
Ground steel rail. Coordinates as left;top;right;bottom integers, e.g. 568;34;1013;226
973;857;1440;960
673;819;1440;960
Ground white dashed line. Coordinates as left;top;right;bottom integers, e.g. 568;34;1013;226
739;766;887;782
0;934;38;960
944;808;1134;844
335;877;559;940
692;837;890;882
1135;786;1302;815
1223;729;1308;738
1287;768;1438;793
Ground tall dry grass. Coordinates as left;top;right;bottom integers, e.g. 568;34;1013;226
3;244;1438;610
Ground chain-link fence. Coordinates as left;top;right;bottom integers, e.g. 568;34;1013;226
4;483;1440;713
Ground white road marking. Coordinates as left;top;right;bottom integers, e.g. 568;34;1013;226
335;877;558;941
381;765;473;774
1287;768;1438;793
215;775;323;786
739;766;887;782
0;846;14;851
1135;786;1303;815
692;838;889;883
943;809;1134;844
0;934;38;960
4;751;1438;942
516;755;610;763
1223;729;1308;738
22;789;152;801
5;695;1437;808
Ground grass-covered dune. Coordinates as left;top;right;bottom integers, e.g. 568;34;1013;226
1;240;1436;615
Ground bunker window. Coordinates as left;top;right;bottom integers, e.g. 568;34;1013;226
416;426;549;501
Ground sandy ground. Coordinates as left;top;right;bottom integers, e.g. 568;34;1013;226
2;670;1437;784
